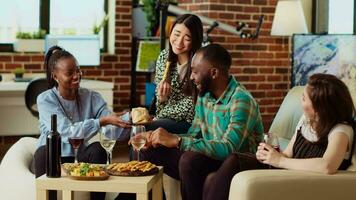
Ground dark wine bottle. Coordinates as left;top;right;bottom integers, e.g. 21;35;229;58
46;114;61;177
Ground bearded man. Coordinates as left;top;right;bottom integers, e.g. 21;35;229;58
140;43;264;200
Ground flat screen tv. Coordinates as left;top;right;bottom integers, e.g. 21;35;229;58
45;35;100;66
292;34;356;86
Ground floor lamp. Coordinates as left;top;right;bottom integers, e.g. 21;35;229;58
271;0;309;72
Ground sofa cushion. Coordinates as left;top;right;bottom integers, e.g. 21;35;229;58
269;86;304;141
0;137;37;200
344;79;356;170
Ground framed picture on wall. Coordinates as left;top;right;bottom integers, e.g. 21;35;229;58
292;34;356;86
136;40;161;72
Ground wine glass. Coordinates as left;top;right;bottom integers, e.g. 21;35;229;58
69;122;84;164
263;133;280;169
264;133;280;152
130;125;146;161
99;125;117;164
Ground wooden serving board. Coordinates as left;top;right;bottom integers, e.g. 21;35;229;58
68;174;110;181
107;167;159;176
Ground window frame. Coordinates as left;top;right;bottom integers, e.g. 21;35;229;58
312;0;356;34
0;0;108;52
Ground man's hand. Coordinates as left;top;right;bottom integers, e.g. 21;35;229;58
128;131;153;149
148;127;180;148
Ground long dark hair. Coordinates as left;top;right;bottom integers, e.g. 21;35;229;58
166;14;203;99
44;45;77;88
307;73;355;142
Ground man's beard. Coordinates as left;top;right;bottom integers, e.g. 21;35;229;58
198;75;212;97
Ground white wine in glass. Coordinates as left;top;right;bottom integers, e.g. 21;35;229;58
99;125;116;164
130;125;146;161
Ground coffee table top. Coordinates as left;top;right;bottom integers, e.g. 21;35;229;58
36;166;163;194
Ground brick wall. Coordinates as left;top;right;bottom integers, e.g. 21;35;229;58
0;0;133;112
0;0;290;144
0;0;133;159
179;0;291;130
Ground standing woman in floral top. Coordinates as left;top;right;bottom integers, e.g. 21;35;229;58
146;14;203;134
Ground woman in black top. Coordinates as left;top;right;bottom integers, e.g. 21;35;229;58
203;73;355;200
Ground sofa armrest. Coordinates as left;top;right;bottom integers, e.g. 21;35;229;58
229;170;356;200
0;137;38;199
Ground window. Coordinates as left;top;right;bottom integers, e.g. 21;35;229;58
0;0;40;43
328;0;354;33
0;0;108;51
50;0;107;49
313;0;356;34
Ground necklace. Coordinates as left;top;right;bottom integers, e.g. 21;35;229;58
51;89;78;124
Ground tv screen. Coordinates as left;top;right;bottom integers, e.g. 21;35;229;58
45;35;100;66
292;34;356;86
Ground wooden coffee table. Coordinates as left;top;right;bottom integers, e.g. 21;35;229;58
36;167;163;200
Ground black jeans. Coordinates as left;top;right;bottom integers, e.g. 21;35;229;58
34;142;107;200
141;149;224;200
203;153;269;200
179;151;224;200
145;118;191;134
140;146;184;180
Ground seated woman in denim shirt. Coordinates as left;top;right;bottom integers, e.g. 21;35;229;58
33;46;131;200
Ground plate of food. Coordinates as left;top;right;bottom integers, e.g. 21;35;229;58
107;161;159;176
62;162;109;180
131;107;153;125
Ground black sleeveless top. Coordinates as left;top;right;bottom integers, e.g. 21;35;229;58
292;126;355;170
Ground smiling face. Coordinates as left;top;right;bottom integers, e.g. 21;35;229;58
53;57;81;92
169;23;192;58
301;85;316;119
190;53;213;97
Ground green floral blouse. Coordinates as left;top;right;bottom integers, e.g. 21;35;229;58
154;49;195;123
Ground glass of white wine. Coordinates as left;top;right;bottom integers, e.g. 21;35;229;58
99;125;117;164
130;125;146;161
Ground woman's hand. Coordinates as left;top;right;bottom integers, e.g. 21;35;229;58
256;143;283;168
100;113;131;128
157;80;171;102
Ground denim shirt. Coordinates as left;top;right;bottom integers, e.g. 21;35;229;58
37;87;129;157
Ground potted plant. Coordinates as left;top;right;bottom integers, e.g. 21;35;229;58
142;0;159;36
13;67;25;78
14;29;46;52
141;0;177;36
93;14;109;34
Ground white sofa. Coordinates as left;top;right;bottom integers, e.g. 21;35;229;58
0;137;37;199
0;136;175;200
4;81;356;200
228;81;356;200
0;137;119;200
